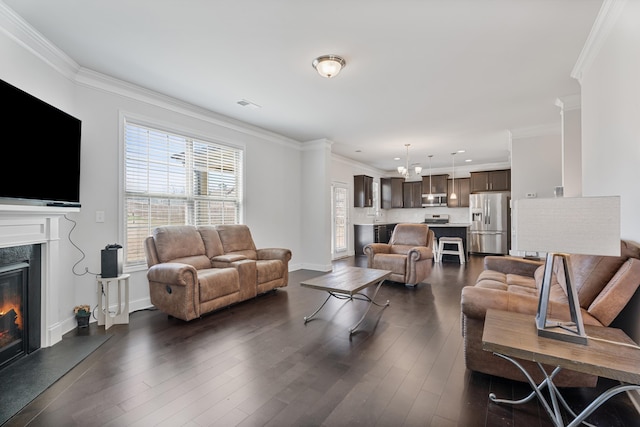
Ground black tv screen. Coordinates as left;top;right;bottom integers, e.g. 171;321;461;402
1;78;81;206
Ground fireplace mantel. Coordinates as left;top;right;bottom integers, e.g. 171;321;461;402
0;203;80;347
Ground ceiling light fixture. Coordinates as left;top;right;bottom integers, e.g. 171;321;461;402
396;144;421;181
312;55;346;78
450;152;457;200
427;155;434;201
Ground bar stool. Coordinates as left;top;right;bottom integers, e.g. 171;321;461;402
437;237;465;264
432;237;439;262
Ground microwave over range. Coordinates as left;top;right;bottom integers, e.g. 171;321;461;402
421;193;447;207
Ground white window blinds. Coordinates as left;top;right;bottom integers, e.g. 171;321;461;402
124;121;243;265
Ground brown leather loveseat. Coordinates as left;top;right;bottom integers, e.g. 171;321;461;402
144;224;291;321
461;240;640;387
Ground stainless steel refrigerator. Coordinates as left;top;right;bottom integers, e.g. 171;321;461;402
469;192;510;254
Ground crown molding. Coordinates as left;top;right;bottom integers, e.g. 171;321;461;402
571;0;628;83
555;94;581;112
0;2;79;80
0;2;303;151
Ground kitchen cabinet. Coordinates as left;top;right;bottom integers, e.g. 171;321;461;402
421;174;449;195
354;223;397;256
354;175;373;207
402;181;422;208
447;177;470;207
380;177;404;209
470;169;510;193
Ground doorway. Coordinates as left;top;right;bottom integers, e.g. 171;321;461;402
331;182;349;259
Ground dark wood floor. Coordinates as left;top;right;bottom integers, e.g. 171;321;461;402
6;255;639;426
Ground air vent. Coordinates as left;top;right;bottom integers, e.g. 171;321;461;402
236;99;261;109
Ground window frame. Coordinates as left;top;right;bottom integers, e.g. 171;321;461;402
120;113;245;270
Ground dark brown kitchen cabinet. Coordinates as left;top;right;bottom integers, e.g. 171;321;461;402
447;177;470;207
421;174;449;195
354;223;397;256
354;175;373;207
380;177;404;209
470;169;510;193
402;181;422;208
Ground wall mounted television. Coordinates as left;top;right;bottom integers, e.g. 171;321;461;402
1;78;81;207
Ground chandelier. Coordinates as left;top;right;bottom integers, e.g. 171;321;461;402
397;144;422;180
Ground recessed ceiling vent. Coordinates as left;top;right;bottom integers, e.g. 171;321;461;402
237;99;261;109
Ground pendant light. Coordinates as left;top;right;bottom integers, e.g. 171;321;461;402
427;155;434;201
450;152;457;200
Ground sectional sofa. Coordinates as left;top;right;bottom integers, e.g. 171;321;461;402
461;240;640;387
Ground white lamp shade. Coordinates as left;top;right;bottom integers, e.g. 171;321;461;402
514;196;620;256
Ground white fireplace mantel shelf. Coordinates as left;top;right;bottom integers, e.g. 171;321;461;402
0;203;81;347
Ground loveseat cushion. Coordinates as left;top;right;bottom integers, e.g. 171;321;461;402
198;226;225;258
588;258;640;326
198;268;240;302
216;225;258;259
153;225;210;269
257;260;284;284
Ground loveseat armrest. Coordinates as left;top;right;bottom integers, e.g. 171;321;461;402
147;262;198;287
257;248;292;262
483;256;543;277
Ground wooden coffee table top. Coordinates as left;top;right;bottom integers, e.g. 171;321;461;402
482;309;640;385
300;266;391;296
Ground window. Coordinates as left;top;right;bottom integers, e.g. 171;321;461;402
124;120;243;266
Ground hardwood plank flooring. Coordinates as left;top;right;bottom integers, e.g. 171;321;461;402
5;255;639;426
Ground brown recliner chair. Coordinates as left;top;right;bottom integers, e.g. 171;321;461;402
363;223;435;286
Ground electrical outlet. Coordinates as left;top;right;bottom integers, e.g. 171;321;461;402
96;211;105;223
526;192;537;198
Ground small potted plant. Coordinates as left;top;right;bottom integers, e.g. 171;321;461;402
74;304;91;328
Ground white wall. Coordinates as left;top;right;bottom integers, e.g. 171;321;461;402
510;133;562;201
580;0;640;241
578;0;640;349
1;13;305;334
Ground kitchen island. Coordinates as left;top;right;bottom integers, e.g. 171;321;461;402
353;221;470;262
427;223;470;263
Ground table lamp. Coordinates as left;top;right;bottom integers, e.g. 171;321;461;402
514;196;620;345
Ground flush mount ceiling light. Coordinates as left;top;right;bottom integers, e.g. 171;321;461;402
312;55;346;78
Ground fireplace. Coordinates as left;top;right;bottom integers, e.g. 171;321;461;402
0;204;78;355
0;245;41;369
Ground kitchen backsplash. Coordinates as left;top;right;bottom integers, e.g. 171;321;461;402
353;206;470;225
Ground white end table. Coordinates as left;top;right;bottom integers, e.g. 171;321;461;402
96;273;130;330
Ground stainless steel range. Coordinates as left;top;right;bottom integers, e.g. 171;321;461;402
424;214;449;224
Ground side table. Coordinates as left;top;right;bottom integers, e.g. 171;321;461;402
96;273;130;330
482;309;640;427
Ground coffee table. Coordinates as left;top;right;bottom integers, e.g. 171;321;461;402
482;309;640;427
300;266;391;335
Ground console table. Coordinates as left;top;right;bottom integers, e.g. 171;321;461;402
482;309;640;427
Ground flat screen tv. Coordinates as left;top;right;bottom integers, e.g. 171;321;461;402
1;78;81;207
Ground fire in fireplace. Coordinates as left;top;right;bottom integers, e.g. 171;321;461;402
0;245;41;371
0;263;28;368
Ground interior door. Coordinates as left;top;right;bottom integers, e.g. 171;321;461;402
332;183;349;258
